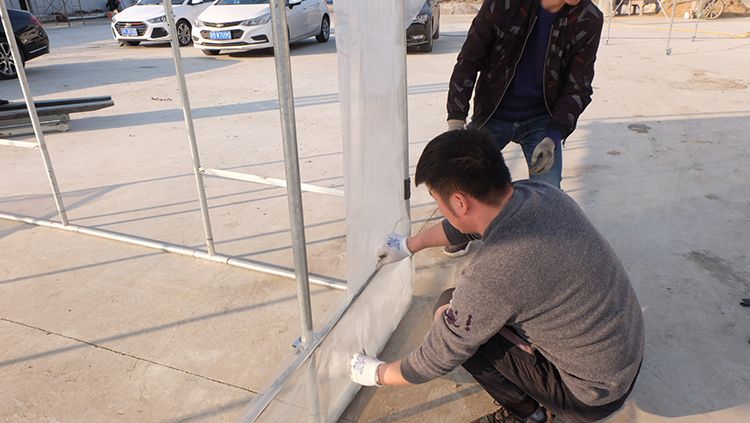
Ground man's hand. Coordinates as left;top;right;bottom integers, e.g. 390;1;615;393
376;232;412;268
350;353;385;386
447;119;466;131
530;137;556;175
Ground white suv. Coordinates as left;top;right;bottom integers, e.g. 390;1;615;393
111;0;213;47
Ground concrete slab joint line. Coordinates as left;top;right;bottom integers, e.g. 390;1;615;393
0;317;258;394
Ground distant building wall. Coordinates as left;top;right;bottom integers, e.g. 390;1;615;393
3;0;128;15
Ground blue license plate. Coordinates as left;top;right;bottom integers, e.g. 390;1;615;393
210;31;231;40
121;28;137;36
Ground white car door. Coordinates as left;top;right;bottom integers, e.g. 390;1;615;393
285;0;307;41
300;0;324;38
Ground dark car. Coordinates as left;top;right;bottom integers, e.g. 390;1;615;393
0;9;50;80
406;0;439;53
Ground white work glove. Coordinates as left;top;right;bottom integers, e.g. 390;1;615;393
350;353;385;386
376;232;412;268
447;119;466;131
530;137;556;175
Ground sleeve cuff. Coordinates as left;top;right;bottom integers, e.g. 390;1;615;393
447;111;469;121
400;358;431;385
545;129;564;149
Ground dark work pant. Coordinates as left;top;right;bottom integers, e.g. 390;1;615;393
434;289;639;423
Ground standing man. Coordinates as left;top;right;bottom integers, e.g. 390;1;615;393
444;0;604;256
351;129;644;423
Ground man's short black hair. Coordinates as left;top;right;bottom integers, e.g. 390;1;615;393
414;128;512;206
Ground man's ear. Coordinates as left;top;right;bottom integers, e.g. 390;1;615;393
452;192;470;216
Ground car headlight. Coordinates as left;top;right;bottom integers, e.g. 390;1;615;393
242;13;271;27
413;13;429;24
111;17;117;23
195;19;205;28
147;15;167;23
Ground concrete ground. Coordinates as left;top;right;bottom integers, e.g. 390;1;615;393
1;9;749;423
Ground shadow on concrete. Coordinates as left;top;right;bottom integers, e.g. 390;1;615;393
167;397;251;423
0;288;321;369
61;81;450;132
0;160;344;235
344;384;486;423
571;113;750;419
8;56;237;98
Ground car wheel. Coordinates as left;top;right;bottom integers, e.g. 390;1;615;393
177;20;192;46
316;15;330;43
420;27;433;52
202;49;220;56
0;39;24;80
123;40;141;46
433;22;440;40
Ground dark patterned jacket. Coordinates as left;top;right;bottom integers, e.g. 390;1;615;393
447;0;603;139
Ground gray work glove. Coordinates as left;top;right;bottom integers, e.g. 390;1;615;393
447;119;466;131
530;137;556;175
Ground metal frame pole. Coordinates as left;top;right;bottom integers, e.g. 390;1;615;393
396;0;411;224
239;1;413;419
665;0;678;54
1;1;68;226
268;0;319;422
605;0;628;45
692;0;704;41
238;267;382;423
0;212;346;289
162;0;216;256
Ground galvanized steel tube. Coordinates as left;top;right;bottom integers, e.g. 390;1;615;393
665;0;678;54
1;2;68;226
162;0;216;256
268;0;319;421
0;212;346;290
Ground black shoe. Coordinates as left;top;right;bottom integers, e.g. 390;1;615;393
470;407;526;423
0;99;9;106
471;406;554;423
443;241;472;257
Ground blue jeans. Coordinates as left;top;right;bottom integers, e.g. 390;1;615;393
475;114;562;189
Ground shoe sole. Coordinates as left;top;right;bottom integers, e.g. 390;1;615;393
443;241;472;257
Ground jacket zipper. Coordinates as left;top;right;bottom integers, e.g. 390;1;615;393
542;27;553;117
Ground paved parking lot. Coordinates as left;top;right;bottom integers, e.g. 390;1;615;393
1;10;749;423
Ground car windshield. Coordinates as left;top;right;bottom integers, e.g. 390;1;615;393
214;0;269;4
136;0;183;5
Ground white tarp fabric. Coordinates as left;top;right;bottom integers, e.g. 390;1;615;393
235;0;422;422
338;0;418;292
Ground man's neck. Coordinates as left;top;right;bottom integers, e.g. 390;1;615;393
540;0;567;13
473;187;515;235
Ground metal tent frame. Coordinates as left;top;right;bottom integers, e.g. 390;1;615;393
2;0;412;420
1;0;345;290
604;0;712;55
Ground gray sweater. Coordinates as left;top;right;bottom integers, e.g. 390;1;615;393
401;180;644;407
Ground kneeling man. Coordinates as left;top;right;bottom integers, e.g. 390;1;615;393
350;129;644;423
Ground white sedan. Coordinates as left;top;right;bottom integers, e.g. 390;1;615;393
111;0;213;47
192;0;330;56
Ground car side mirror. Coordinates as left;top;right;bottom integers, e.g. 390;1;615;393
287;0;302;9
